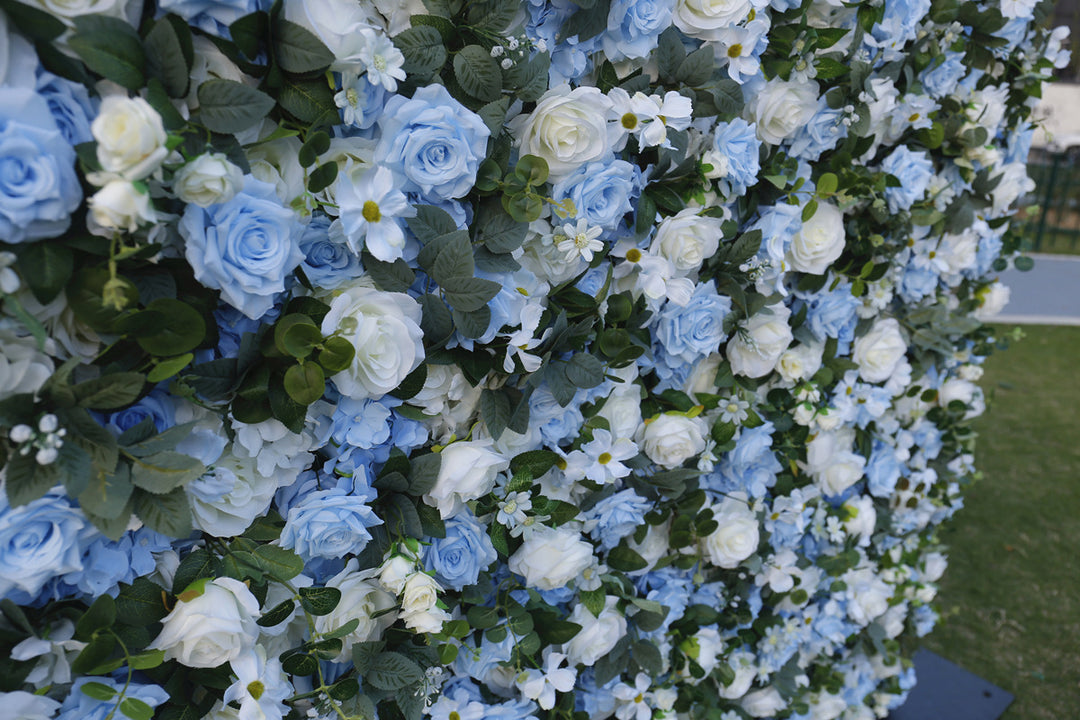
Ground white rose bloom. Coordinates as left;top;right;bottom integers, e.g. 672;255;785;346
879;602;908;638
400;571;440;613
843;567;891;626
788;202;845;274
776;342;823;384
315;561;397;661
673;0;753;40
91;95;168;182
718;649;757;699
321;284;424;401
283;0;379;72
704;493;759;569
809;693;847;720
818;450;866;497
639;413;707;468
683;353;722;399
0;321;53;400
508;524;594;591
563;596;627;665
649;208;724;276
411;365;482;443
33;0;128;21
187;451;292;537
922;552;948;582
149;577;259;668
248;136;308;208
1;691;60;720
423;438;509;518
752;79;819;145
231;416;315;477
598;383;644;441
174;153;244;207
975;282;1010;320
87;180;156;234
842;495;877;546
939;378;984;419
727;304;793;378
626;520;670;572
512;85;613;180
741;687;786;717
852;318;906;383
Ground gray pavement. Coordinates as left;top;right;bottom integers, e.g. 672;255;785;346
995;253;1080;325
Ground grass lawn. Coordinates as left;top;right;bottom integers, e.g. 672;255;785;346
922;324;1080;720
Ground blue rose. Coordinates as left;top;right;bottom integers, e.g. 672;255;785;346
583;488;650;550
552;158;640;232
881;147;934;213
181;176;304;319
655;281;732;365
58;678;168;720
714;423;783;498
799;283;860;352
106;389;176;435
789;99;848;162
280;488;382;561
0;87;81;243
0;491;92;602
425;510;497;590
299;216;364;290
866;442;903;498
602;0;674;61
712;118;761;195
36;72;97;146
375;84;490;202
156;0;266;38
921;51;967;99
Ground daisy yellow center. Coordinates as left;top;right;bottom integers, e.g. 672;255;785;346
574;232;591;249
504;499;517;513
247;681;265;700
909;112;920;122
726;402;740;413
626;248;642;262
635;693;644;704
598;452;612;465
450;713;461;720
373;55;387;71
346;88;359;107
621;112;638;129
727;44;743;58
362;200;381;222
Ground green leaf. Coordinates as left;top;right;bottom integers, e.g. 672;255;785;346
477;97;510;135
393;25;447;78
509;449;559;477
367;651;425;691
420;293;454;347
802;198;819;222
480;389;510;439
144;15;192;98
444;276;501;312
3;452;59;506
632;639;663;676
817;172;838;196
389;362;427;401
417;501;446;538
321;617;360;640
132;486;192;538
80;464;134;520
75;594;116;641
127;649;165;670
676;46;712;86
307;161;338;194
0;0;65;41
80;681;118;701
71;633;116;675
454;44;502;101
384;493;424;538
560;0;611;41
284;362;326;405
607;544;648;572
565;353;604;388
136;298;207;357
274;18;334;73
229;11;268;59
147;353;194;384
451;305;491;339
709;78;744;115
268;373;307;434
281;650;319;676
173;548;222;594
317;336;355;373
68;15;145;91
408;205;458;243
197;79;276;134
514;154;549;186
278;77;338;126
129;451;205;494
363;254;416;293
17;242;73;305
71;372;145;410
120;697;155;720
253;544;305;581
408;452;441;495
298;586;342;616
328;677;360;701
116;577;168;625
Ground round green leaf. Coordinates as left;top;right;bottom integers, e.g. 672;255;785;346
275;314;322;358
317;336;355;373
514;155;549;186
284;362;325;405
136;299;206;357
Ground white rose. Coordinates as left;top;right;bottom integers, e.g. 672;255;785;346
34;0;127;21
0;320;53;400
283;0;378;72
315;561;397;661
939;378;983;418
247;136;308;207
809;693;847;720
683;353;722;399
741;687;786;717
508;524;594;591
639;413;707;468
718;649;757;699
818;451;865;497
597;378;643;440
627;520;670;572
91;96;168;182
879;602;908;638
87;180;156;233
563;596;627;665
400;571;441;613
423;438;509;518
842;495;876;546
673;0;752;40
752;79;819;145
149;577;259;668
852;318;906;383
512;85;613;180
704;494;759;569
975;282;1010;320
174;153;244;207
776;342;823;384
402;606;451;633
378;554;414;594
370;0;428;34
187;451;291;537
2;691;60;720
922;552;948;582
843;567;890;625
649;208;723;276
788;202;845;274
321;284;424;400
727;304;793;378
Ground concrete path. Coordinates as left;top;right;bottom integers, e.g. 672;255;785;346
995;253;1080;326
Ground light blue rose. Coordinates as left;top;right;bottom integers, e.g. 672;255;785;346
0;87;81;243
106;388;176;435
280;488;382;561
58;678;168;720
712;118;762;195
299;217;364;290
156;0;267;38
181;175;305;319
920;51;967;99
655;281;732;365
602;0;674;61
866;442;903;498
0;491;93;602
799;283;860;353
375;84;490;202
552;157;640;232
425;510;497;590
881;146;934;213
789;99;848;162
713;422;783;498
36;72;97;146
584;488;650;550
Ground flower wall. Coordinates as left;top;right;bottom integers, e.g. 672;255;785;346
0;0;1067;719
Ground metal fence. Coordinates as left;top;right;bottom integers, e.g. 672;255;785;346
1023;146;1080;251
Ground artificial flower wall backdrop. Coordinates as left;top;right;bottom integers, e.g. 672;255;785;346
0;0;1066;719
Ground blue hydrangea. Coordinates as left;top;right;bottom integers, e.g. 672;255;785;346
800;283;861;354
881;146;934;213
425;509;498;590
866;442;904;497
280;488;382;561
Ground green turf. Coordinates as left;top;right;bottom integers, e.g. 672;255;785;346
922;325;1080;720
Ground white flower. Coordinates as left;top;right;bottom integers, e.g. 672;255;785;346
612;673;654;720
315;560;398;662
717;649;757;699
282;0;377;73
718;395;749;424
741;687;786;717
508;524;594;591
511;85;613;180
400;572;450;632
338;166;414;262
563;596;627;665
0;321;53;401
704;494;759;569
673;0;754;40
174;153;244;207
515;650;576;710
727;304;793;378
580;428;637;484
87;180;156;234
423;438;509;518
649;208;723;276
222;645;291;720
852;318;906;383
149;577;260;668
776;342;824;384
320;284;425;400
556;219;604;262
377;554;415;594
187;451;292;537
788;202;845;274
90;95;168;182
639;413;707;468
752;79;820;146
356;28;406;90
1;691;60;720
975;282;1010;320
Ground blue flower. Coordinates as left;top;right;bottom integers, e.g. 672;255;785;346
0;491;94;602
36;72;97;146
180;176;305;319
601;0;674;61
156;0;267;38
866;442;903;497
712;423;782;498
655;281;732;365
280;488;382;561
58;678;168;720
331;397;393;449
375;84;490;202
799;283;860;354
881;146;934;213
425;509;497;590
299;216;364;290
712;118;761;195
106;389;176;435
0;87;81;243
789;99;848;162
920;51;967;98
552;158;640;232
583;489;650;550
57;527;172;598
